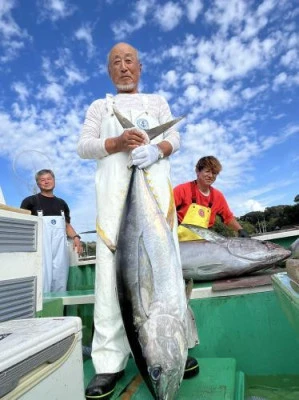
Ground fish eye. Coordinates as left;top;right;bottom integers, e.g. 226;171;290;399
149;365;162;381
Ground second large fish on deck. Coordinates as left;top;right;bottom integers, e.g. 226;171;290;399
116;168;188;400
180;224;291;281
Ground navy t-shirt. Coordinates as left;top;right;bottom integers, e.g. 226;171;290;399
20;193;71;223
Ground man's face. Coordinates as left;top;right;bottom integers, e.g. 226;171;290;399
37;173;55;191
196;168;218;187
108;43;141;93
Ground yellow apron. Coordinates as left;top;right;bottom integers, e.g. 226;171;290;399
177;182;212;241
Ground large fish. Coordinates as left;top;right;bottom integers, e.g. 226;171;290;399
180;224;291;281
290;238;299;259
116;168;188;400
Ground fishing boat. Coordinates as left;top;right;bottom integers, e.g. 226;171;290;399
0;205;299;400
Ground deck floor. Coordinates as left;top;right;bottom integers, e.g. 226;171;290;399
84;357;239;400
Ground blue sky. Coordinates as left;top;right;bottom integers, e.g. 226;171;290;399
0;0;298;236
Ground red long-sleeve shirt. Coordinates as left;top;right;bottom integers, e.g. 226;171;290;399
174;181;234;227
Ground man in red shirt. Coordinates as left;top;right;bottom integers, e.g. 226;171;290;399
174;156;249;241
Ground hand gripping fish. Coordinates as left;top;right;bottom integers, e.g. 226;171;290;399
115;109;188;399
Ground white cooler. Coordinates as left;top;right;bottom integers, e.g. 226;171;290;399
0;317;85;400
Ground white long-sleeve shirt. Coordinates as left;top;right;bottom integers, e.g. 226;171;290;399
77;93;180;159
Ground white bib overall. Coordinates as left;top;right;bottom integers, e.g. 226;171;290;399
39;212;69;293
92;94;180;373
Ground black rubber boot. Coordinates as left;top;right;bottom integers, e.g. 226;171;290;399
183;356;200;379
85;370;124;399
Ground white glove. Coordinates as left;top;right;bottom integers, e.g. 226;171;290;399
131;144;160;169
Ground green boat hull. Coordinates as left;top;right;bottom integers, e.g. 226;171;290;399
41;264;299;399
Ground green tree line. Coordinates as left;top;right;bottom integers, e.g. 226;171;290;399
212;195;299;237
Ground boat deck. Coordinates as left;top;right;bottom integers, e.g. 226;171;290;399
40;270;299;400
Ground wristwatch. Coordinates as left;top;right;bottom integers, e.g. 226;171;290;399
157;146;164;160
72;234;81;240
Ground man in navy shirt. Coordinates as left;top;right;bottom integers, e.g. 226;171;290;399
21;169;82;292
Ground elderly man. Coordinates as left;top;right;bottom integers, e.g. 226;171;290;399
174;156;249;241
77;42;199;399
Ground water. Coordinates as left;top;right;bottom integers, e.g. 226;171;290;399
246;375;299;400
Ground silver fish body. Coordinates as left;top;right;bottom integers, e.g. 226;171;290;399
290;238;299;259
180;224;291;281
116;168;188;399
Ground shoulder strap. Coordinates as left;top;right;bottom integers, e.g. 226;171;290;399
208;187;214;208
35;194;42;211
106;93;114;113
141;95;149;111
191;181;197;203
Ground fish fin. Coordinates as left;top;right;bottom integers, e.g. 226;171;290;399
137;234;154;318
144;171;164;213
185;278;193;301
184;280;200;347
96;219;116;253
181;223;226;244
113;106;135;129
186;305;200;347
166;180;176;230
146;115;185;140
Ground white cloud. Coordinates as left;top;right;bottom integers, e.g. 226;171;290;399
240;14;268;40
229;178;297;217
111;0;155;39
38;0;76;22
272;113;286;120
11;82;30;101
273;72;288;90
154;1;183;31
74;25;95;59
280;48;298;69
244;199;266;212
180;83;234;113
283;124;299;138
206;86;233;110
183;85;202;104
175;34;278;86
205;0;248;35
161;70;178;88
0;0;30;62
37;82;65;103
256;0;278;17
41;50;88;87
185;0;203;23
0;96;88;199
64;66;89;85
272;71;299;91
194;53;215;75
41;57;56;83
241;84;268;100
181;72;198;86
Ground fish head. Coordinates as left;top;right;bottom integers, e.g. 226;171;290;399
139;315;188;400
